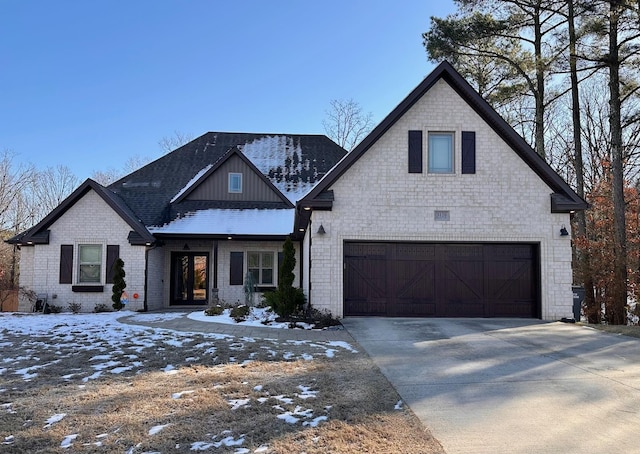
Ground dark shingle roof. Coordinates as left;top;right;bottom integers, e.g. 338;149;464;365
7;179;155;245
109;132;347;227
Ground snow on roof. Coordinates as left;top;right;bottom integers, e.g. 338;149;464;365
240;136;317;203
148;208;295;235
170;164;213;203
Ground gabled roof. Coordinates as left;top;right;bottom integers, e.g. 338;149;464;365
171;146;293;207
109;132;347;228
298;61;588;214
7;179;155;246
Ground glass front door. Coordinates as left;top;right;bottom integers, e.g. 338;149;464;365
171;252;209;305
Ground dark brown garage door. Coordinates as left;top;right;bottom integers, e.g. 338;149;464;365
344;242;539;318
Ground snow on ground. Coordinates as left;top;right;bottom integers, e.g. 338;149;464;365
187;306;315;329
0;310;358;452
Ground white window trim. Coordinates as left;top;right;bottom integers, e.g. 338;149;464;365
428;131;455;174
76;243;104;284
229;172;243;193
247;251;277;287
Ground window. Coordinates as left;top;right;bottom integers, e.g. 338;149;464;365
428;132;454;174
78;244;102;283
229;173;242;193
247;252;274;286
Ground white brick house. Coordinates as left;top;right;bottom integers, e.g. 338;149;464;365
10;62;586;319
295;61;587;320
10;134;345;313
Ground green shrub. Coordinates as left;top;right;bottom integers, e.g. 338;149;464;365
68;302;81;314
266;237;306;317
230;305;250;322
111;258;126;311
47;304;62;314
204;305;224;316
94;303;112;313
265;287;305;318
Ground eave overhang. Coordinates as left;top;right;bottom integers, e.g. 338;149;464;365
6;179;156;247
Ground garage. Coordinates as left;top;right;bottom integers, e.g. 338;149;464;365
344;242;539;318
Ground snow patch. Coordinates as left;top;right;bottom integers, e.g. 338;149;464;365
44;413;66;428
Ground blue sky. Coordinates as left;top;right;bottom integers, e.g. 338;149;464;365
0;1;455;179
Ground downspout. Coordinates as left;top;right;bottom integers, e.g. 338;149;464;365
307;218;312;308
143;242;159;312
213;239;218;289
143;246;149;312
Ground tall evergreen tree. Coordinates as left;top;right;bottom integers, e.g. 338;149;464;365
111;258;126;311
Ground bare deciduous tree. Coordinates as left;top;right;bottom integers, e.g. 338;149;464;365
90;167;124;187
0;150;36;232
158;130;194;154
29;165;80;223
322;99;374;151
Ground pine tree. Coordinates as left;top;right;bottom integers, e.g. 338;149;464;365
111;258;126;311
265;237;305;317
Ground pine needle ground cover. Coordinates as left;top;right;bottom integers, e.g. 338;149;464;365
0;312;444;453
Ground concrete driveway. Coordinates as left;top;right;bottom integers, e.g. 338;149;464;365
341;318;640;454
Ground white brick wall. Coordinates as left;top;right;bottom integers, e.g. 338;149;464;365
153;239;301;308
308;79;573;320
18;190;147;312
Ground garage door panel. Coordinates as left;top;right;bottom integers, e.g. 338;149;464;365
395;262;436;299
392;299;437;316
442;261;484;301
444;300;486;317
344;258;387;315
344;242;538;318
493;301;536;317
487;261;534;301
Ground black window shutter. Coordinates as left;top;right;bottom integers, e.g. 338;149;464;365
59;245;73;284
230;252;244;285
106;245;120;284
408;130;423;173
462;131;476;174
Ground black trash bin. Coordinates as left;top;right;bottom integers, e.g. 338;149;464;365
572;286;585;321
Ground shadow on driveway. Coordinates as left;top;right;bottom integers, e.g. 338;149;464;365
341;318;640;454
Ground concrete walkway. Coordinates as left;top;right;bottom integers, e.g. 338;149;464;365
341;317;640;454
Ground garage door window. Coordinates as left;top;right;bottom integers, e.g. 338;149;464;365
428;132;454;174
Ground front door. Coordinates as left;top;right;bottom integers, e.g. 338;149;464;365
171;252;209;305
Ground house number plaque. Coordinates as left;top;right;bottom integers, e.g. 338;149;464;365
434;210;450;221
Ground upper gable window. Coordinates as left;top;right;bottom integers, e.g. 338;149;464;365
228;173;242;193
428;132;454;174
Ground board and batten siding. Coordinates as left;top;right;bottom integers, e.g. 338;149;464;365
186;154;282;202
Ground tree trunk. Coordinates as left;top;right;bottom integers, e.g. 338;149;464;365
608;0;628;325
568;0;596;322
534;0;546;158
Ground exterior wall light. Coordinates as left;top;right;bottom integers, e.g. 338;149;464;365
560;225;569;236
317;224;326;235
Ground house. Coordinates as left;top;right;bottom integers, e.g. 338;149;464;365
10;62;587;319
295;61;587;320
10;133;347;312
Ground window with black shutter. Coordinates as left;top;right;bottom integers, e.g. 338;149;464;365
106;245;120;284
230;252;244;285
462;131;476;174
408;130;423;173
59;245;73;284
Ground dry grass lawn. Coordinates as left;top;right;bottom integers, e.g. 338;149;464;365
0;314;444;453
583;323;640;339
